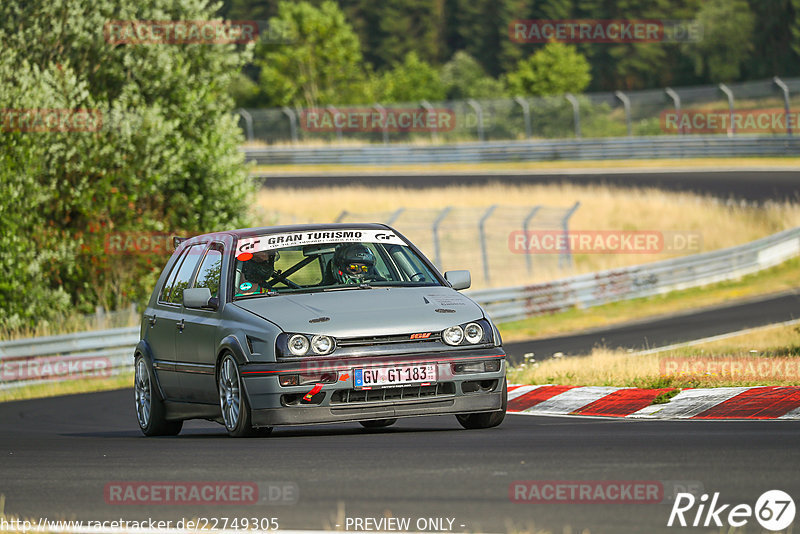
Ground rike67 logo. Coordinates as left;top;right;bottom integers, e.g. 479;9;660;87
668;490;795;531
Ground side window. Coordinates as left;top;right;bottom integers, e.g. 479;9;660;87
159;250;189;303
166;245;204;305
194;244;223;298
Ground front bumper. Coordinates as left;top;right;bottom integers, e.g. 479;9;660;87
241;348;505;427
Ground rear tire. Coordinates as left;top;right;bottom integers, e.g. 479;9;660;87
218;353;272;438
359;418;397;429
456;378;507;430
134;355;183;437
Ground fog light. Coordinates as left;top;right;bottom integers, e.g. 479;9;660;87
484;359;501;372
452;361;485;374
443;325;464;345
279;374;299;386
288;334;310;356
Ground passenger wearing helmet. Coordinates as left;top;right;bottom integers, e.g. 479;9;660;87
238;250;279;294
332;243;384;284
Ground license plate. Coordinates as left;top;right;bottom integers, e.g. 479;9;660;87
353;364;437;389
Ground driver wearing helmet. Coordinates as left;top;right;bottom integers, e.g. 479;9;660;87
238;250;279;294
332;243;384;284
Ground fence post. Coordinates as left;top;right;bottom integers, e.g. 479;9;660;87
614;91;632;137
373;103;389;144
513;96;532;139
334;210;348;223
432;206;451;269
420;100;438;142
386;208;405;225
665;88;682;134
281;106;298;144
719;83;735;136
565;93;581;138
466;99;485;142
522;205;542;275
235;108;254;142
773;76;792;136
478;205;497;283
559;201;581;269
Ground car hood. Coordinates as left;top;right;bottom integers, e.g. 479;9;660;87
233;286;485;337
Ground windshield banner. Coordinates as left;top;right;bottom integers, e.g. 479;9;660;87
236;229;406;258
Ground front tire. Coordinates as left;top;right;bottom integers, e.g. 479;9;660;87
134;355;182;436
359;418;397;429
456;378;507;430
218;354;272;438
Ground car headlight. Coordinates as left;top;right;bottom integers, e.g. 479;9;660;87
443;325;464;346
311;335;335;355
464;322;483;344
288;334;310;356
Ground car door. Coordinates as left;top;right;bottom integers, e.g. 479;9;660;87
176;242;225;403
143;243;206;399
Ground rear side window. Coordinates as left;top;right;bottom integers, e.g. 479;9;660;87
159;244;204;304
194;244;223;298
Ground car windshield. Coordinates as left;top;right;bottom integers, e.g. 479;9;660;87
233;229;441;298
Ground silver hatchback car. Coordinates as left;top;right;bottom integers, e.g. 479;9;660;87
134;224;507;437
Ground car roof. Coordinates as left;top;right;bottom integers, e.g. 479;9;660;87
192;222;392;240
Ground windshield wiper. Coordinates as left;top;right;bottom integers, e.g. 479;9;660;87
323;283;373;292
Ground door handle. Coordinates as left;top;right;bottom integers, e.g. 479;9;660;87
147;314;157;326
176;318;185;332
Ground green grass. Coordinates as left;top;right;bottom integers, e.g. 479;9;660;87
0;373;133;402
498;256;800;342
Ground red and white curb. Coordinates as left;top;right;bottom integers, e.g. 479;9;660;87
507;385;800;420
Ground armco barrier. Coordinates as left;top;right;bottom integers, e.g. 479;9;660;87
243;135;800;166
1;226;798;389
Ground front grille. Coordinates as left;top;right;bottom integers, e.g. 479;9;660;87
331;382;455;404
336;333;442;348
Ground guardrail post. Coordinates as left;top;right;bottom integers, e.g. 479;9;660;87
773;76;792;136
281;106;298;144
373;103;390;144
719;83;735;136
326;106;343;142
665;88;682;135
478;205;497;283
513;96;532;139
334;210;348;223
235;108;254;142
386;208;405;225
466;99;485;142
559;201;581;269
420;100;438;142
565;93;581;138
614;91;632;137
522;205;542;275
432;206;451;268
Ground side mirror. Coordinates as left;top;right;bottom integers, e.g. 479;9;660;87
183;287;217;309
444;270;471;290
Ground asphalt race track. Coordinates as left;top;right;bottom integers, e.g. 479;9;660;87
257;170;800;203
503;289;800;363
2;389;800;534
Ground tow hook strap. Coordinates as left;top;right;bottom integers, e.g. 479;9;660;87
303;383;324;402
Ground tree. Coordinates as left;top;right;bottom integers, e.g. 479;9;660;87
255;1;369;107
374;51;446;103
0;0;254;328
505;42;591;96
682;0;755;82
440;51;506;100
